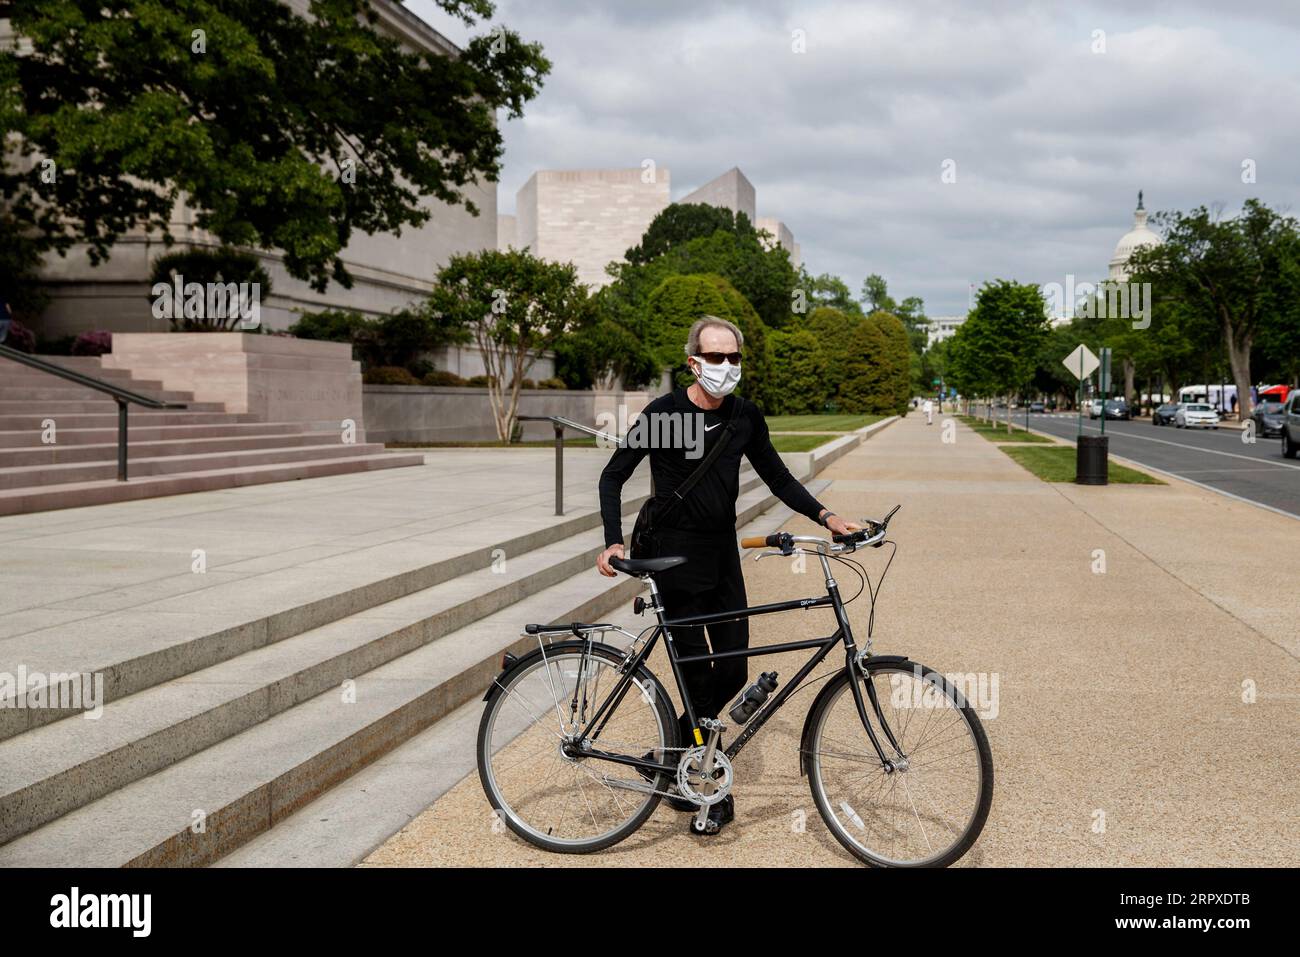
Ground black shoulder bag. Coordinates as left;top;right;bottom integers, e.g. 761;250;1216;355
629;396;742;558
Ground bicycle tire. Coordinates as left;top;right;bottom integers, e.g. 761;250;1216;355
805;660;994;867
478;638;680;854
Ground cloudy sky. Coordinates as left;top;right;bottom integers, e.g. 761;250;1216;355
405;0;1300;316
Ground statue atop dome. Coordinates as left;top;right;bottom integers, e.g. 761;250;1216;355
1108;191;1161;281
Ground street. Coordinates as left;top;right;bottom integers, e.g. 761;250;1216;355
987;408;1300;518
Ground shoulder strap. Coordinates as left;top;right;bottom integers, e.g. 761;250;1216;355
655;396;744;523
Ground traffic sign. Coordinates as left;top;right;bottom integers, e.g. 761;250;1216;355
1062;344;1099;380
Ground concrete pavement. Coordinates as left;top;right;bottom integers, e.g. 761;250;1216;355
363;411;1300;867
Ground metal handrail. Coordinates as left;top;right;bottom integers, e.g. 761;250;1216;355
516;414;623;516
0;343;188;481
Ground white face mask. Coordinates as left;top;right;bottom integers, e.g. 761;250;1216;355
691;355;742;397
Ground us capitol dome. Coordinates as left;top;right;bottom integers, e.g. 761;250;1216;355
1108;190;1163;281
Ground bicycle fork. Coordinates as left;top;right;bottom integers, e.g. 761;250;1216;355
847;653;908;771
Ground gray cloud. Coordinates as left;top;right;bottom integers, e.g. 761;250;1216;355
406;0;1300;315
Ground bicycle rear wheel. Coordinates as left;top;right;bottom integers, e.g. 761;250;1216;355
806;660;993;867
478;639;678;854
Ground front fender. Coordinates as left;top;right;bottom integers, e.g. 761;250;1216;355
798;654;912;777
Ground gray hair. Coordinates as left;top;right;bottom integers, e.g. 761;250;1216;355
685;315;744;358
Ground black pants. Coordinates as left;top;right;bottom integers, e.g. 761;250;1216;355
653;528;750;745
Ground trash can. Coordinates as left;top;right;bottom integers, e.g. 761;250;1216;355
1076;435;1109;485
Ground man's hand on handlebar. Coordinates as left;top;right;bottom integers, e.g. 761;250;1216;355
596;543;624;578
823;514;863;537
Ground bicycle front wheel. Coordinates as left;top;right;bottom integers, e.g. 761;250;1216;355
478;639;678;854
806;661;993;867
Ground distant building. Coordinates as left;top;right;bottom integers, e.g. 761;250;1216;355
504;164;799;287
510;168;671;289
925;315;966;348
756;216;800;268
681;167;756;222
1108;190;1162;281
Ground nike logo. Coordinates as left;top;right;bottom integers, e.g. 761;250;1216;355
704;423;721;432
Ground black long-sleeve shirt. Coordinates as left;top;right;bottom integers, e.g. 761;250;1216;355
598;389;826;548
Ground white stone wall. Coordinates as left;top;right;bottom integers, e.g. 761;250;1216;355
515;169;671;289
756;216;797;265
497;214;518;250
680;167;756;223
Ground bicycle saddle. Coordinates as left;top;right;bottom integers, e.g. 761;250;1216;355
609;555;688;575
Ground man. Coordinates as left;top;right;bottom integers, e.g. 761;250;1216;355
923;397;933;425
596;316;860;835
0;293;11;345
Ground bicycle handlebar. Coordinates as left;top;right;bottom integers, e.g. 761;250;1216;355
741;505;900;553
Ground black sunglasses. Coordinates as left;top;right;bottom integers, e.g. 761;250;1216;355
695;352;743;366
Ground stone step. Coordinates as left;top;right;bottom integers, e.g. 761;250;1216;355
0;386;198;404
0;411;258;430
0;475;802;865
0;431;369;467
0;523;617;846
0;442;392;490
0;421;311;449
0;450;426;518
216;486;828;867
0;564;646;866
0;468;767;740
0;399;227;414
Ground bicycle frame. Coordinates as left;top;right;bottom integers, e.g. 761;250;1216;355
564;543;905;782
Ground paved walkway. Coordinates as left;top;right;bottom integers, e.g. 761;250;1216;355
365;412;1300;867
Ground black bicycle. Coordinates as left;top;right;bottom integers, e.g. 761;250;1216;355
477;506;994;867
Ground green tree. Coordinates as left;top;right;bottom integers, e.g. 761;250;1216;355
803;306;892;414
427;248;591;441
861;274;896;313
552;315;658;391
794;269;864;317
641;273;773;410
624;202;754;265
949;280;1050;428
606;221;798;331
0;0;548;291
767;326;828;414
868;310;913;414
1126;199;1300;419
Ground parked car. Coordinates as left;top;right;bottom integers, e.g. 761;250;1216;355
1087;399;1104;419
1028;401;1046;413
1103;399;1132;420
1283;393;1300;458
1152;402;1181;426
1175;403;1219;429
1252;400;1287;438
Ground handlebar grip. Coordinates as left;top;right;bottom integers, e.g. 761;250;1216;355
740;535;774;549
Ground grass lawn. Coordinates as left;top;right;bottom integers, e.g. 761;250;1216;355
956;415;1053;443
764;413;887;432
1000;445;1163;484
770;433;838;453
